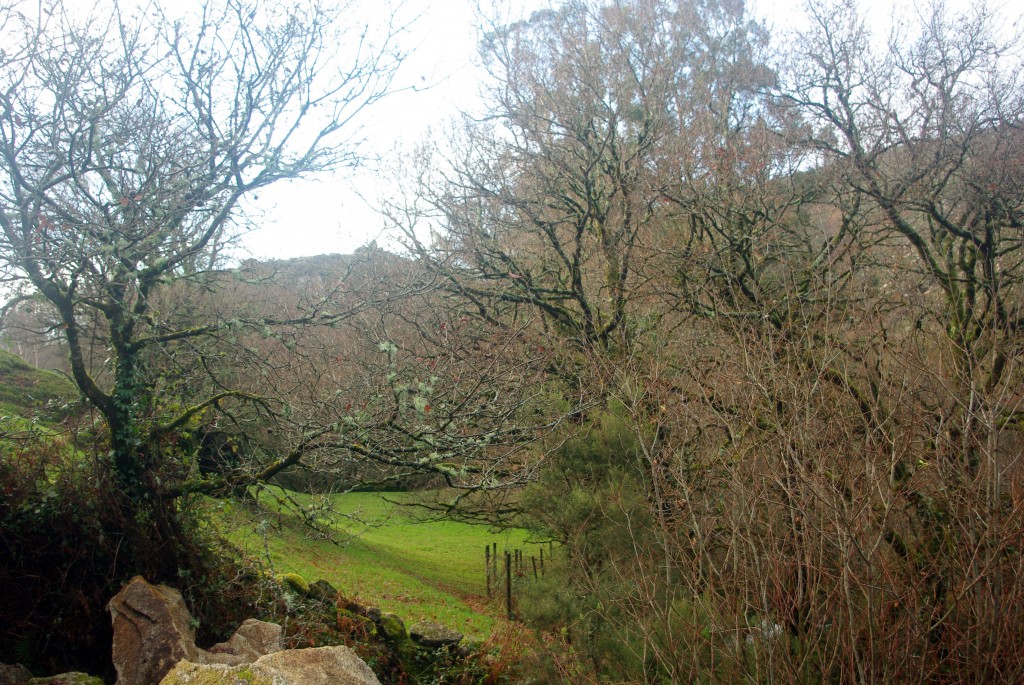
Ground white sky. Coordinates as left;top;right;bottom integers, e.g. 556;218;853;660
59;0;1014;261
241;0;548;261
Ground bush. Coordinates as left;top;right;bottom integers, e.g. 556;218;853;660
0;430;277;678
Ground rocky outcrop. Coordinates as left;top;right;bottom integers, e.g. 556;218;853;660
108;577;384;685
408;621;463;649
13;575;473;685
107;577;283;685
160;646;381;685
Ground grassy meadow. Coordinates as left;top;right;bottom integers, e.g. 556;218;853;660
217;488;550;638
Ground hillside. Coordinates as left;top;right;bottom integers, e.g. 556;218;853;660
221;489;547;638
0;348;78;421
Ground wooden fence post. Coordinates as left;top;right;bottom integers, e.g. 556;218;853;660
505;551;513;620
532;556;538;580
485;545;491;598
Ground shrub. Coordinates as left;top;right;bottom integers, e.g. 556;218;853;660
0;429;278;678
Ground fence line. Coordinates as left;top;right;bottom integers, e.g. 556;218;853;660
483;542;555;621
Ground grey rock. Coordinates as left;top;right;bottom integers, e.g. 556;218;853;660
108;576;201;685
160;646;381;685
207;619;283;665
0;663;32;685
408;621;463;648
253;647;380;685
308;580;339;604
158;662;268;685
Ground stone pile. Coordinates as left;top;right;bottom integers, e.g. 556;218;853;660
3;574;471;685
106;576;382;685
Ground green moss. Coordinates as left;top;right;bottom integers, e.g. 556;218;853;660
160;663;273;685
276;572;310;595
237;666;257;683
28;674;105;685
377;612;407;642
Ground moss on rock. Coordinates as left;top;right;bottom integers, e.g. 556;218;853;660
307;579;339;604
158;662;273;685
275;572;310;596
376;612;407;642
408;621;463;649
28;673;105;685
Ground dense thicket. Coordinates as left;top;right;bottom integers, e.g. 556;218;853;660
389;0;1024;681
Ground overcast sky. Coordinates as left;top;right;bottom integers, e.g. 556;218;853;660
240;0;541;261
235;0;1006;261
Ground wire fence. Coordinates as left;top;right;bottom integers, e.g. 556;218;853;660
484;541;555;619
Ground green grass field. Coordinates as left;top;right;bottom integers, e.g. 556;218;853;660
218;488;551;638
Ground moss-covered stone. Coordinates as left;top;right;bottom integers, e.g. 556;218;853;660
308;579;339;604
275;572;310;596
28;673;105;685
159;662;273;685
376;612;407;642
408;621;463;649
237;667;258;683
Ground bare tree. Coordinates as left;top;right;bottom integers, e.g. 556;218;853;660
0;0;403;558
204;252;575;511
388;0;777;355
781;0;1024;465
